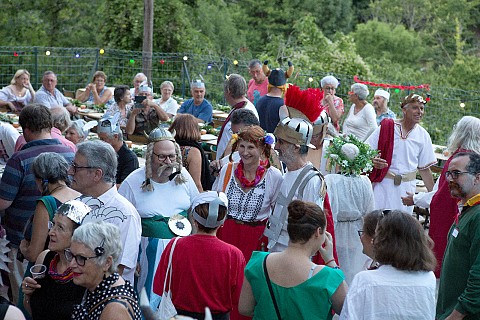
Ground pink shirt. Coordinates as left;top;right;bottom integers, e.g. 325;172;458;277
15;127;77;152
247;78;269;106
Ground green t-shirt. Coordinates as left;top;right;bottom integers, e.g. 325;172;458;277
245;251;344;320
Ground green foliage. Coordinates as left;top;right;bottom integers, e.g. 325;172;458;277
287;15;371;76
353;20;425;65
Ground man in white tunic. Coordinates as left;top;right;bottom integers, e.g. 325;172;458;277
366;94;436;213
264;117;329;252
118;128;199;308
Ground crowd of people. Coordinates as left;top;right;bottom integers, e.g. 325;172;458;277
0;62;478;320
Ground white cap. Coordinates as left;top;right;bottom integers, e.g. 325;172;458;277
374;89;390;101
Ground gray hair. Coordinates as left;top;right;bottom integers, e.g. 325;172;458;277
133;73;147;82
33;153;70;195
447;116;480;154
69;119;88;140
160;81;174;91
351;83;369;100
248;59;262;69
104;130;123;142
230;108;260;126
51;107;72;132
76;140;117;184
224;74;247;99
43;71;57;80
72;222;122;274
453;152;480;176
320;76;339;88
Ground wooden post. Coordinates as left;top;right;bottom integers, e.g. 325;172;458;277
142;0;154;83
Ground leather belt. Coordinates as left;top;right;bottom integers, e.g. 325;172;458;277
227;216;266;227
385;171;417;186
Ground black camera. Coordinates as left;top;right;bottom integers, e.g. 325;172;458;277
134;95;147;108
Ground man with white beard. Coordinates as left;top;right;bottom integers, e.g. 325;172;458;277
119;128;199;308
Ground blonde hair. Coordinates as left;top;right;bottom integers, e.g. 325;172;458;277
10;69;30;85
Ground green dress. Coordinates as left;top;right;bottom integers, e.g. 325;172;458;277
245;251;345;320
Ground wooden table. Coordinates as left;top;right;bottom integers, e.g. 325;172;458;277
212;111;228;128
77;110;105;121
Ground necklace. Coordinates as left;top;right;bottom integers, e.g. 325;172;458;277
234;160;265;188
49;184;66;195
49;253;74;284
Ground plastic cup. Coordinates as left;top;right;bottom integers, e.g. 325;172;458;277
30;264;47;280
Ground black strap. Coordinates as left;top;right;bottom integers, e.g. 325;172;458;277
263;255;281;320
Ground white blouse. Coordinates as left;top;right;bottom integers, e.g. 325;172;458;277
213;164;283;221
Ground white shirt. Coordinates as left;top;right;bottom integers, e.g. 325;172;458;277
0;122;20;164
340;265;436;320
154;97;178;117
213;164;283;221
97;186;142;283
118;167;199;218
343;103;377;141
216;100;259;160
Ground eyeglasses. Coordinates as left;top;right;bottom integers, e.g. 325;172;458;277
64;248;100;267
152;152;176;162
357;230;364;237
445;170;472;179
70;162;96;173
323;86;336;91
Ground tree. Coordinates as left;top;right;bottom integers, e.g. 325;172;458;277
352;20;425;65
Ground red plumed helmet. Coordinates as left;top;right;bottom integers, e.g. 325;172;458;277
284;85;325;122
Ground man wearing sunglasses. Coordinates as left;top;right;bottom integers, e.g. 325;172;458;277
436;152;480;320
68;140;141;285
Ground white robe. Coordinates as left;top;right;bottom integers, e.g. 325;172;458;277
325;174;373;284
366;122;436;213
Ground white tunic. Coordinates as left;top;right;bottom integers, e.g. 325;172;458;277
266;162;325;252
325;174;374;284
118;167;199;309
343;103;377;141
366;122;436;213
118;167;199;218
340;265;436;320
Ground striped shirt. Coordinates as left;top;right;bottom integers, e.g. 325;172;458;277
0;139;74;246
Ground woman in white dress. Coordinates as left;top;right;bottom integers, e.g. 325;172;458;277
0;69;35;113
213;125;282;262
324;134;377;284
342;83;377;141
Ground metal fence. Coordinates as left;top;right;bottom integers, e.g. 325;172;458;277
1;46;479;145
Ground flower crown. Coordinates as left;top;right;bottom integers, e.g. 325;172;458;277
230;132;275;146
325;134;378;176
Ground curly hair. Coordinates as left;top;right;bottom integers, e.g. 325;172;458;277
230;125;271;165
374;210;436;272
